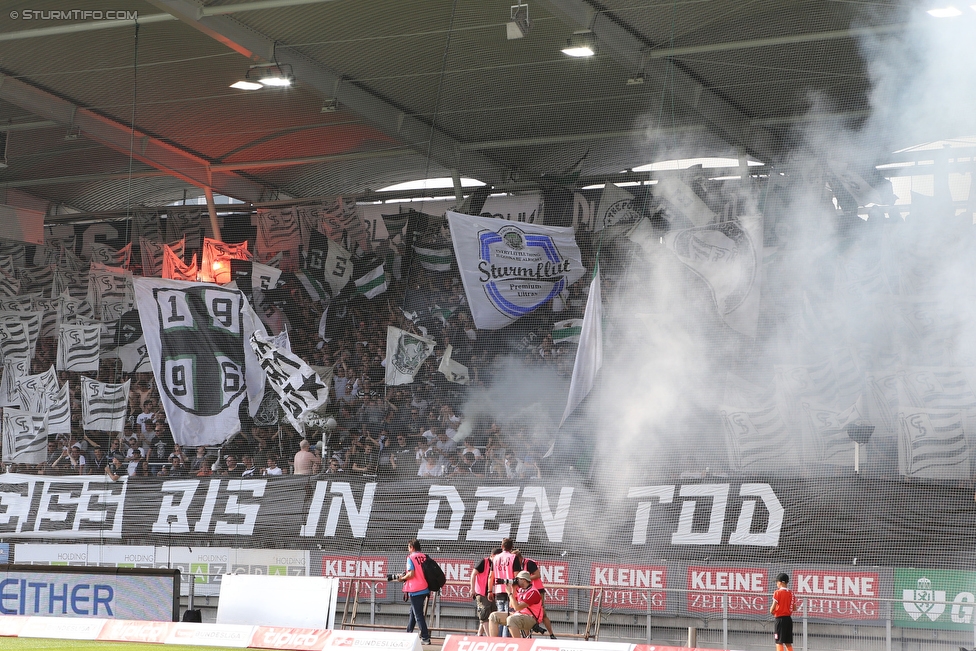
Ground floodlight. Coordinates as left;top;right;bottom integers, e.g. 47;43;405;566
507;3;532;39
230;80;263;91
561;31;595;57
232;63;296;91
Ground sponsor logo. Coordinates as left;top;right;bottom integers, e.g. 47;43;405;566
687;566;767;614
255;626;329;650
591;563;667;612
321;556;387;599
99;620;173;643
903;577;945;622
794;570;879;620
895;569;976;629
445;636;533;651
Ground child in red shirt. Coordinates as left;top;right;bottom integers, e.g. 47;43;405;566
769;572;795;651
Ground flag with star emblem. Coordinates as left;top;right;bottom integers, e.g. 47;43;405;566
249;329;329;432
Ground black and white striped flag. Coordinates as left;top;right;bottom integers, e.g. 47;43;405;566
16;366;58;412
0;317;31;361
88;262;133;323
58;246;87;272
0;295;38;312
0;357;28;408
81;376;130;432
140;237;185;277
17;265;54;296
90;242;132;268
0;240;26;270
2;408;48;464
52;268;89;299
132;210;162;242
0;270;20;297
0;311;41;359
33;297;60;338
57;322;101;372
58;294;95;324
898;408;970;479
18;372;70;435
0;253;17;276
165;208;204;251
256;208;301;263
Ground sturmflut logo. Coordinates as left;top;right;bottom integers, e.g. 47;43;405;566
476;225;575;319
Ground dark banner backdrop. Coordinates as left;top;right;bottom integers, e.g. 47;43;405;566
1;474;973;569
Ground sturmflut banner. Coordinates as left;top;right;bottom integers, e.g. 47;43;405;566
447;211;585;329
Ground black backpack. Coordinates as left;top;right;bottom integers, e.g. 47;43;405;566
421;554;446;592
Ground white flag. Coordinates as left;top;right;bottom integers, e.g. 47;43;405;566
594;182;642;232
2;408;48;464
87;262;133;323
56;322;101;372
0;357;28;407
250;330;329;432
52;267;88;299
132;210;163;242
81;376;130;432
412;245;453;272
438;344;469;385
141;237;185;277
721;403;798;472
134;277;266;446
46;381;72;434
655;176;716;227
898;408;969;479
165;208;204;250
385;326;435;386
664;215;763;337
0;270;20;297
251;261;282;291
16;366;59;412
560;271;602;426
256;208;301;262
447;211;585;330
801;397;865;466
90;242;132;267
0;318;31;361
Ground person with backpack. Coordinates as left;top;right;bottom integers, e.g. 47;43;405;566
469;547;500;635
394;539;433;645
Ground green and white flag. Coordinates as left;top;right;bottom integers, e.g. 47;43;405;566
594;182;642;232
559;271;602;427
438;344;469;385
413;245;453;272
353;257;388;299
447;211;585;330
552;318;583;344
385;326;435;386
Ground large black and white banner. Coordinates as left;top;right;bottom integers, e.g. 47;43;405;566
133;278;266;446
0;475;973;572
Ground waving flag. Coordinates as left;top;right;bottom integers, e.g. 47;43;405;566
165;208;204;250
256;208;301;263
201;238;250;284
250;330;329;432
141;237;185;277
412;244;453;272
52;267;88;299
56;322;101;372
664;215;763;337
162;244;198;281
87;262;133;323
0;315;34;361
352;255;388;299
560;271;602;426
385;326;435;386
90;242;132;268
898;408;970;480
134;277;266;446
448;211;585;330
0;357;28;407
552;318;583;345
81;376;130;432
594;182;643;232
438;344;469;385
2;408;48;464
132;210;162;242
304;230;352;296
0;270;20;297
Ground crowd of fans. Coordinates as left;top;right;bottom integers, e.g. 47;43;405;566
2;252;588;481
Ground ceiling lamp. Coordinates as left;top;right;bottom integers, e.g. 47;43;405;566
561;30;595;57
230;63;295;90
507;3;532;39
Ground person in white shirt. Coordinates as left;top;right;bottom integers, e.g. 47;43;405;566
263;456;283;476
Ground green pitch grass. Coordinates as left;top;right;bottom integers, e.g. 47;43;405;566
0;640;231;651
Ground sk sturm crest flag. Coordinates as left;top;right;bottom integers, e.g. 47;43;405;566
133;277;266;446
34;297;59;338
45;381;72;434
0;318;30;362
0;357;28;407
90;242;132;268
165;208;204;250
385;326;435;386
2;408;48;464
664;215;763;337
318;197;371;254
87;262;133;323
721;403;799;471
256;208;301;262
114;309;151;373
201;238;250;284
57;295;94;324
141;237;185;277
249;330;329;432
437;344;469;385
0;270;19;297
52;267;88;300
594;182;642;232
56;322;101;372
353;256;388;299
898;408;970;480
81;376;130;432
552;318;583;344
448;210;585;330
413;245;453;272
132;210;162;242
163;245;198;281
304;230;352;297
15;366;58;412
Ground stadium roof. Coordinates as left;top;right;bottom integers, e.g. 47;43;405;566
0;0;906;218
